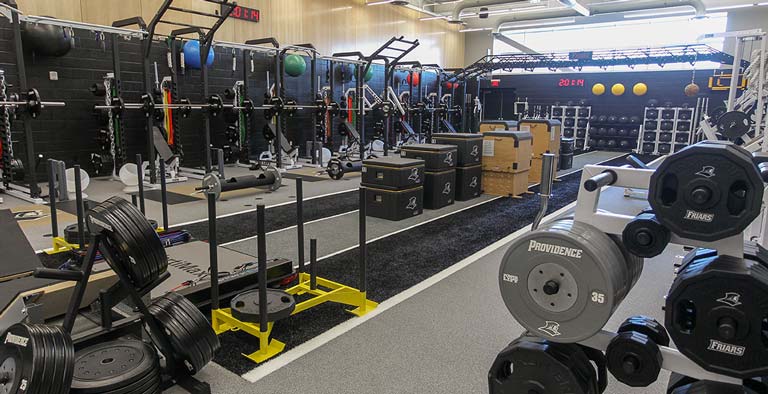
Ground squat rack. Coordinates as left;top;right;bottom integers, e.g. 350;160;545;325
0;4;69;203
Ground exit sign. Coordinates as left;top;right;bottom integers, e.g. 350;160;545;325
224;4;260;23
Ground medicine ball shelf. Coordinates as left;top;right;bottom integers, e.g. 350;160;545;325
637;106;695;155
550;105;592;152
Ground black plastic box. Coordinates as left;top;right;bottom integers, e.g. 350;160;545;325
431;133;483;167
424;169;456;209
400;144;457;171
456;165;482;201
364;186;423;221
362;157;425;190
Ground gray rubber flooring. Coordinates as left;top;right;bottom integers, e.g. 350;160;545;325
230;186;677;394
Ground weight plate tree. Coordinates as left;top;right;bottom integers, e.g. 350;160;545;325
147;292;220;374
498;219;643;342
70;339;161;393
0;323;74;394
648;141;763;242
86;197;168;289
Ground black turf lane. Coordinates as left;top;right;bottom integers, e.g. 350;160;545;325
212;154;636;376
173;190;360;244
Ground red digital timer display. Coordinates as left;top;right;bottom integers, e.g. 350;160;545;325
226;5;260;23
558;79;585;87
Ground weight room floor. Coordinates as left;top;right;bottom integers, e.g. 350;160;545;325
170;184;676;394
3;151;637;393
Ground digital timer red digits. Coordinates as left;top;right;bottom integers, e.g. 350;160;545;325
559;78;585;88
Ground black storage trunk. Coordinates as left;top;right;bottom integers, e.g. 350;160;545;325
559;153;574;170
364;186;423;221
362;157;425;190
400;144;457;171
431;133;483;167
560;138;575;154
456;165;482;201
424;169;456;209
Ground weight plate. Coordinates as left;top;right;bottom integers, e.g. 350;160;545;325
88;203;152;287
28;325;51;394
0;324;40;394
104;198;165;285
266;166;282;192
619;316;670;347
649;141;763;242
665;254;768;378
148;298;205;374
0;355;19;394
39;325;66;394
622;212;671;258
70;339;157;393
163;292;220;362
111;198;167;282
201;173;223;200
231;289;297;323
499;219;642;342
606;331;662;387
157;293;217;364
53;326;74;394
488;335;600;394
717;111;751;139
328;159;345;180
98;353;159;394
96;201;154;287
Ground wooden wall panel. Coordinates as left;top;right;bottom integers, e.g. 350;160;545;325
16;0;465;67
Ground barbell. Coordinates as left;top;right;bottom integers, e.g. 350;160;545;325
0;88;66;118
95;93;341;119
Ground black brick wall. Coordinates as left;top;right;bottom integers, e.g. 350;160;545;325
0;19;438;180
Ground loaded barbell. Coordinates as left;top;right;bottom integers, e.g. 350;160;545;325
197;166;282;200
0;88;66;118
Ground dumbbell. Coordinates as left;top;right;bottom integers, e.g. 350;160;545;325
658;133;672;142
607;316;669;387
675;133;689;143
660;121;674;131
578;108;590;117
563;128;574;138
607;139;618;148
619;140;630;149
645;109;659;119
608;127;617;136
619;116;629;124
576;129;586;138
629;128;639;137
677;122;690;132
662;109;675;119
629;116;641;124
608;115;618;123
645;121;658;131
657;143;671;154
644;133;657;142
577;118;588;128
565;118;576;127
565;108;576;117
618;129;628;137
598;115;608;123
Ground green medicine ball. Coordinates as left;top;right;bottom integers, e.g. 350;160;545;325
284;54;307;77
356;65;374;82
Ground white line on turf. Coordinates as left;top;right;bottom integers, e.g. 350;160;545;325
171;187;359;228
240;201;577;383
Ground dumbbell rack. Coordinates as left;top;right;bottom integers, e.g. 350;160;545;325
549;105;592;151
637;106;694;155
587;117;642;152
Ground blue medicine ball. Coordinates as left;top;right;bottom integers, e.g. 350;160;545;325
183;40;215;69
